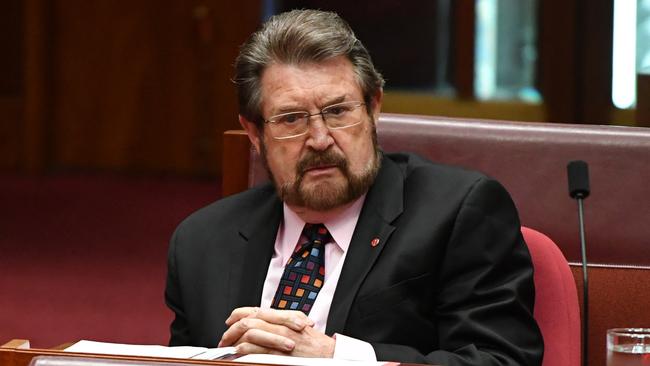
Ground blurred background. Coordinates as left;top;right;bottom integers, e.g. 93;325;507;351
1;0;648;348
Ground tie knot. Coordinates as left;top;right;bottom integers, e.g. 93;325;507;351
304;223;331;245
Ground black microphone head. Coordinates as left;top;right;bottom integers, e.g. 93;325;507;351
567;160;590;199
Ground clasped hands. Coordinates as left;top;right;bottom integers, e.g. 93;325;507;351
218;307;335;358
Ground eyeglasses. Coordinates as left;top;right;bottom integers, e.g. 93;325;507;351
264;101;366;140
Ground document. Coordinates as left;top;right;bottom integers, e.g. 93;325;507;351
65;340;390;365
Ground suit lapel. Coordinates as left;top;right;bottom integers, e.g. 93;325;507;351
326;155;404;335
227;186;283;311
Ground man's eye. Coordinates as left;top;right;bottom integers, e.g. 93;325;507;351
324;106;350;116
280;113;304;124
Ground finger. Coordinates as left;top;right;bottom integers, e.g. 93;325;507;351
290;326;336;358
235;342;289;356
253;308;314;331
220;317;288;347
219;317;262;347
235;328;296;352
225;307;259;326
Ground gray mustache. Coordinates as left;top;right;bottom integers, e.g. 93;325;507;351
297;150;347;175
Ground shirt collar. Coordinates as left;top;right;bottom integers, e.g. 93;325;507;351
278;195;367;259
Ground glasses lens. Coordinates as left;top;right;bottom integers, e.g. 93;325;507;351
269;112;309;138
322;102;363;128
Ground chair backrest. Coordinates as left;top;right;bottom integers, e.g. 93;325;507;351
522;227;580;366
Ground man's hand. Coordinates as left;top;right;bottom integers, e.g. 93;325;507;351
218;307;335;358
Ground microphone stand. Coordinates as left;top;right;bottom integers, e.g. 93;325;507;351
576;193;588;366
567;160;590;366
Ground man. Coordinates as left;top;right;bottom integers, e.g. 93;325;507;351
165;9;543;365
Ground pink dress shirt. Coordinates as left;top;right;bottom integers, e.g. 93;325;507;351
259;195;376;361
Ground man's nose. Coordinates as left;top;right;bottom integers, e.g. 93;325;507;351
304;116;334;150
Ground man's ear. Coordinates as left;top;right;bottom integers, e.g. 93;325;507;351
370;88;383;123
239;114;262;153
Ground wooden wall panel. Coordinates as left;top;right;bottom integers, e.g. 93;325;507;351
539;0;614;125
22;0;53;173
452;0;474;100
639;73;650;127
0;0;23;96
48;0;259;176
0;98;22;170
577;1;613;124
538;0;578;123
0;0;24;170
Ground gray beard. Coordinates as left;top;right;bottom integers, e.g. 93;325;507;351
259;142;381;212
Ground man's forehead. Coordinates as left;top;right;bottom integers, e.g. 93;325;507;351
260;59;363;112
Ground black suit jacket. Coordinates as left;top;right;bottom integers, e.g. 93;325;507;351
165;152;543;365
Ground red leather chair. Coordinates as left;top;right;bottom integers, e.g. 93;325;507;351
522;226;580;366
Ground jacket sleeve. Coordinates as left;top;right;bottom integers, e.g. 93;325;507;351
165;226;191;346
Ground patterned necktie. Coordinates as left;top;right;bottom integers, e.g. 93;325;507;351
271;223;331;315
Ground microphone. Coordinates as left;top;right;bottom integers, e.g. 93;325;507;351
568;160;590;199
567;160;590;366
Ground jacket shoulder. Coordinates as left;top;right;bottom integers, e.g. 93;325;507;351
174;183;278;238
385;151;488;185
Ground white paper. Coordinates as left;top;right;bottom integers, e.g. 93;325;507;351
64;340;235;360
64;340;386;365
191;347;238;360
235;353;386;366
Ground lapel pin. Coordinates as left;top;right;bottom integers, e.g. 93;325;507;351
371;237;380;247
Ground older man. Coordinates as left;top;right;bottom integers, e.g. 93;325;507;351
165;9;543;365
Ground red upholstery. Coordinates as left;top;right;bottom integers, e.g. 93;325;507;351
522;227;581;366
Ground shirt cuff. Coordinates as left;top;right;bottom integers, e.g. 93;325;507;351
332;333;377;361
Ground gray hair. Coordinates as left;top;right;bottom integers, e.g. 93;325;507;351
234;9;385;127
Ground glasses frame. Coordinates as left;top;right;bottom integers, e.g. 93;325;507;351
264;101;366;140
